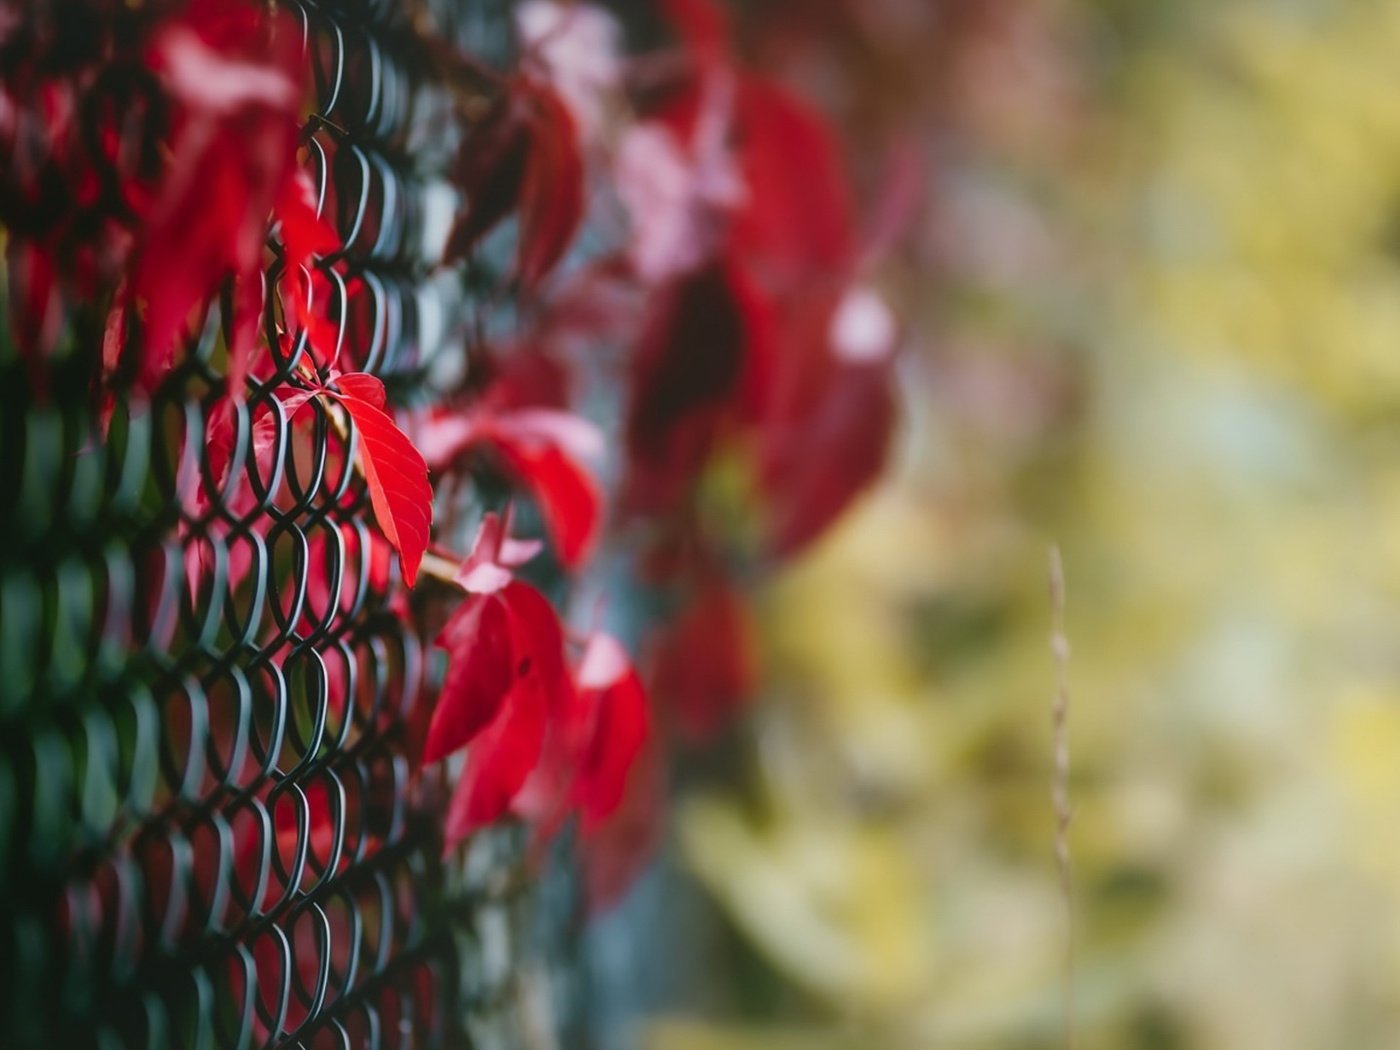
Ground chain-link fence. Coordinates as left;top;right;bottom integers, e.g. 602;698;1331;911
0;2;587;1046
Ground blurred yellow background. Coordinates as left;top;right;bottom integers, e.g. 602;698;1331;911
645;1;1400;1046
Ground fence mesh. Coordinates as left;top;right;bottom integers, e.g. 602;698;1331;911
0;2;579;1046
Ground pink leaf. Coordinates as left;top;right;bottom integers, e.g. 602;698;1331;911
453;511;543;594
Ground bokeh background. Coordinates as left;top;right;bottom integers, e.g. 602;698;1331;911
592;1;1400;1047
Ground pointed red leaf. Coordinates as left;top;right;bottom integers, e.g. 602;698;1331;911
334;370;387;411
336;393;433;587
443;667;548;846
503;582;587;839
572;634;650;831
426;594;516;764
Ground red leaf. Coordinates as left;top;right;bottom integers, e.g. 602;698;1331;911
416;406;603;571
660;0;732;64
443;665;547;846
755;289;896;556
335;391;433;587
504;583;587;840
442;78;584;288
581;732;665;911
275;168;338;271
491;435;602;569
624;259;773;511
6;239;60;376
425;594;516;764
441;581;568;845
650;578;755;741
571;634;650;832
132;3;305;391
518;81;584;287
442;98;531;263
730;75;856;292
334;370;387;410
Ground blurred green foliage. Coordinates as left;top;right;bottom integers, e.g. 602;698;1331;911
646;1;1400;1047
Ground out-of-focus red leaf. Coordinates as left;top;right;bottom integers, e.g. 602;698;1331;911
755;288;896;556
426;594;516;764
616;74;745;284
660;0;732;64
731;75;856;291
650;578;755;741
274;168;338;270
517;80;584;287
571;633;650;832
132;1;305;391
581;731;665;911
492;437;601;569
625;259;774;510
443;98;531;264
6;239;60;373
451;510;543;594
334;388;433;587
443;78;584;288
417;406;603;571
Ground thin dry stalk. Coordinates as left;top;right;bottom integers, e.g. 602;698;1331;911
1048;544;1075;1050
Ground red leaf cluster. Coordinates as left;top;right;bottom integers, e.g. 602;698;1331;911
9;0;905;910
425;515;649;850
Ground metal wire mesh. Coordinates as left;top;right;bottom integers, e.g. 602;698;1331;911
0;1;577;1046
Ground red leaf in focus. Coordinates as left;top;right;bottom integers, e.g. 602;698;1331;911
334;385;433;587
425;594;516;764
334;370;387;411
571;633;650;832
